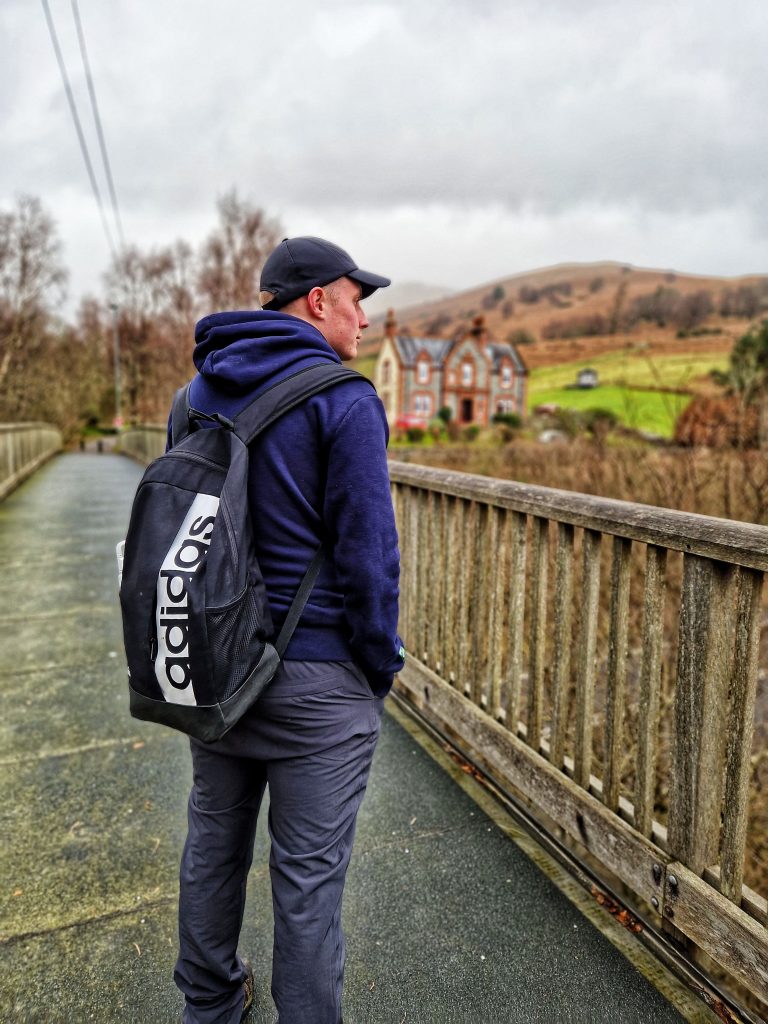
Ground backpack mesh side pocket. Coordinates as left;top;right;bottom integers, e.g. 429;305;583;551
206;579;273;701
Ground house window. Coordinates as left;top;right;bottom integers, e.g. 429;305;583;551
461;361;473;386
413;394;432;417
497;399;514;414
501;364;512;387
417;360;429;384
381;360;391;385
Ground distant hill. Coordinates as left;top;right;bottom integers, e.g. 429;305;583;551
363;281;454;320
359;261;768;367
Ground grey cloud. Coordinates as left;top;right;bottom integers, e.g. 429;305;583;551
3;0;767;309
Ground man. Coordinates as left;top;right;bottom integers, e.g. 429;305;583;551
173;236;405;1024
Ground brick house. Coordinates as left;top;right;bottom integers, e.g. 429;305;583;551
374;313;527;427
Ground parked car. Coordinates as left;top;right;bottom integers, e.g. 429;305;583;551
394;415;428;431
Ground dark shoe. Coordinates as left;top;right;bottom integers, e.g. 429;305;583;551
241;958;254;1021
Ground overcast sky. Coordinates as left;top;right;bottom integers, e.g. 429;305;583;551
2;0;766;315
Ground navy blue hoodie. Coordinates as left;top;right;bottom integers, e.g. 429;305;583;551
185;310;404;695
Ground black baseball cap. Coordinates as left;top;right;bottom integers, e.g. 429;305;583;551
259;236;391;310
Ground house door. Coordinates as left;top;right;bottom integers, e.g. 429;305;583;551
461;398;474;423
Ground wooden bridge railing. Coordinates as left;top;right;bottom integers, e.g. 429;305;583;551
0;423;62;501
119;429;768;1011
389;459;768;1015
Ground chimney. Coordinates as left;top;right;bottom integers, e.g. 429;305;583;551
470;313;487;342
385;308;397;340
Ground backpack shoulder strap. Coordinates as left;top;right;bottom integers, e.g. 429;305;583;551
273;544;327;657
234;364;373;446
170;382;193;446
231;362;373;656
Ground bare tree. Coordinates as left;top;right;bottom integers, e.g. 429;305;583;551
197;190;281;310
106;242;197;422
0;195;67;414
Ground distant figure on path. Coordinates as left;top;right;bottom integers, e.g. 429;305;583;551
172;236;405;1024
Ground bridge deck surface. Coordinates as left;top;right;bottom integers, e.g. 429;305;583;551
0;454;705;1023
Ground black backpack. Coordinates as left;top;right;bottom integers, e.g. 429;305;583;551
118;362;367;743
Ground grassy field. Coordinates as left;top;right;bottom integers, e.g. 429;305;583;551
350;354;377;380
528;349;729;390
528;384;690;435
528;350;729;436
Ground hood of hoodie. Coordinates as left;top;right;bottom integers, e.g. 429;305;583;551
193;310;342;395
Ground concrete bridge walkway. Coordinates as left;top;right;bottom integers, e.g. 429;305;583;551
0;454;714;1023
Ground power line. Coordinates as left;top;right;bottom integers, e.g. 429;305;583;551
69;0;126;252
40;0;117;263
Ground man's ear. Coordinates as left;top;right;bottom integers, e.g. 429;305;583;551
306;286;327;319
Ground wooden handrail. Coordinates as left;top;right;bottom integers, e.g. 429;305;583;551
389;458;768;1013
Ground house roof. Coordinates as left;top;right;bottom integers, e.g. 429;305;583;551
387;332;528;375
486;343;528;375
391;335;453;367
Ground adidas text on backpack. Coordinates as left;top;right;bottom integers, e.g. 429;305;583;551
118;363;368;743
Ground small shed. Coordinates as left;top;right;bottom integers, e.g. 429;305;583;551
577;368;599;389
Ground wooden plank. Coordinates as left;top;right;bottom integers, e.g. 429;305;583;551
635;545;667;838
425;488;438;667
527;517;549;752
388;461;768;572
603;536;632;811
396;660;669;907
506;511;527;728
416;488;429;662
435;491;450;676
668;555;734;874
488;506;507;720
460;500;478;698
574;530;601;789
404;487;419;654
472;503;491;708
445;495;462;686
663;862;768;1004
550;522;574;770
720;567;763;903
392;485;410;646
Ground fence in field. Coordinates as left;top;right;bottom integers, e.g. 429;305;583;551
119;425;768;1015
0;423;62;502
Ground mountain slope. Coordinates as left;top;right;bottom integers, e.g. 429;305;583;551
360;261;768;367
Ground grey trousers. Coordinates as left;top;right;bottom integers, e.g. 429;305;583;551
174;660;384;1024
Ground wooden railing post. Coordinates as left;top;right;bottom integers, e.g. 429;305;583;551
668;555;735;874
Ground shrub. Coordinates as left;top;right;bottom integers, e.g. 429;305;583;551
437;405;453;423
461;424;481;441
492;412;522;428
406;426;426;443
583;407;618;430
551;408;585;438
506;328;536;346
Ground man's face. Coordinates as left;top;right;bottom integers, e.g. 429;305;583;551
321;277;369;361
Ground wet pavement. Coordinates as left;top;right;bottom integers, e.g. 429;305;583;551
0;454;711;1023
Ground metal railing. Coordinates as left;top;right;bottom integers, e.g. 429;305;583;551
0;423;62;501
389;459;768;1017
